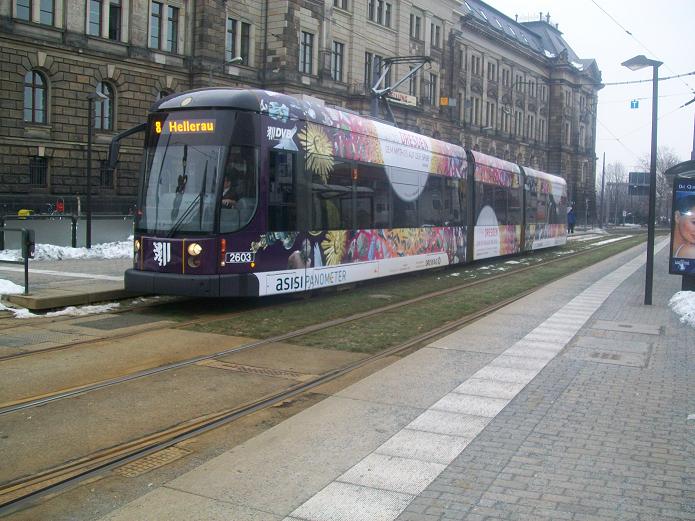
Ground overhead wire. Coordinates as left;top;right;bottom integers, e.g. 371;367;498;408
588;0;695;94
595;118;642;161
584;0;694;165
600;91;694;104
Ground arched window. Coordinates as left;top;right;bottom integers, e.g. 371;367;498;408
95;81;114;130
157;89;173;100
24;70;47;124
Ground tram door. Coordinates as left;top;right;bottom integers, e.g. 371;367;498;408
269;150;312;273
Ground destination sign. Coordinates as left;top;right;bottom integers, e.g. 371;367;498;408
154;119;216;134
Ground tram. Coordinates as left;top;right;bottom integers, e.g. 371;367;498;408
122;88;567;297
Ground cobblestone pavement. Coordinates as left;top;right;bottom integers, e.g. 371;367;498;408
397;248;694;521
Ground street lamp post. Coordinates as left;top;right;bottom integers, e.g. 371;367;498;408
86;90;107;249
621;55;662;305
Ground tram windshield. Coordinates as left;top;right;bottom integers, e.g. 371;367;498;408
137;110;258;235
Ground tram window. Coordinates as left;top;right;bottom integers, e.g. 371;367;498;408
421;176;444;226
444;177;465;225
476;178;524;226
389;166;420;228
220;145;259;233
535;194;546;223
311;158;353;230
356;163;390;228
492;185;508;224
526;189;539;224
478;183;502;224
268;151;297;231
547;193;561;224
508;184;522;224
476;182;497;224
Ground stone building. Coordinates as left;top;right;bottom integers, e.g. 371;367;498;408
0;0;601;215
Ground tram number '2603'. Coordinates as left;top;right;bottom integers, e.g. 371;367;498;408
225;251;255;264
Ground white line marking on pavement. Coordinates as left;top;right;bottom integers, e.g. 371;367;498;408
285;239;670;521
339;453;446;495
0;265;122;281
593;235;631;246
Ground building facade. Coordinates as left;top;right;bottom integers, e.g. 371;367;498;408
0;0;602;215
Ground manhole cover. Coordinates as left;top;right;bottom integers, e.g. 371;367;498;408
114;446;191;478
0;336;31;348
590;352;621;361
0;331;91;347
574;336;650;355
567;343;649;368
197;359;313;380
591;320;661;336
76;314;163;330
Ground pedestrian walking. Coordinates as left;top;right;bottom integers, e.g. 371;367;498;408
567;206;576;234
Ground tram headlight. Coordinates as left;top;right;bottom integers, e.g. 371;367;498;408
187;257;201;268
134;239;141;252
187;243;203;256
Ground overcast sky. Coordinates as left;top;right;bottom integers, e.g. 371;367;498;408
490;0;695;172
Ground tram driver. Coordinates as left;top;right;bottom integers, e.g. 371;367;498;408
220;149;256;229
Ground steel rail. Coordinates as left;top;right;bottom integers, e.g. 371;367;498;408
0;235;649;512
0;237;642;415
0;286;536;513
0;237;619;363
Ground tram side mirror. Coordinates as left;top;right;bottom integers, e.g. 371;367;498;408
22;229;35;259
107;122;147;171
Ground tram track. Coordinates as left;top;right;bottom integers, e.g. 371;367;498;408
0;284;536;513
0;238;648;514
0;240;623;415
0;235;616;365
0;236;648;514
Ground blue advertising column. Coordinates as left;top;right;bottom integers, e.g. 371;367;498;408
669;175;695;291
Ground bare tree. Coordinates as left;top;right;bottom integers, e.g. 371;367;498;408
637;146;681;223
598;161;628;225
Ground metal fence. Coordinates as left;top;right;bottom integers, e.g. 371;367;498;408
1;214;133;250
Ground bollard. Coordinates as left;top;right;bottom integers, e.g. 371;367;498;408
22;229;34;295
71;214;77;248
0;227;34;295
0;215;4;251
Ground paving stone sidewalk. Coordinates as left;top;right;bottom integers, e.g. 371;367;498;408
397;248;694;521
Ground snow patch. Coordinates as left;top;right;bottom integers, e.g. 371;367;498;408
0;299;120;319
0;302;36;318
0;280;25;295
0;237;133;262
592;236;630;246
46;303;120;317
669;291;695;328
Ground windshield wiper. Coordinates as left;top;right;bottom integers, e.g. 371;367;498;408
199;163;211;229
167;160;208;238
153;133;172;231
170;145;189;222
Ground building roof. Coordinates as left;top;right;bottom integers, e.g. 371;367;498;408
462;0;600;78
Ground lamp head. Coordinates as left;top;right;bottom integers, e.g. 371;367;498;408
227;56;243;65
621;55;663;71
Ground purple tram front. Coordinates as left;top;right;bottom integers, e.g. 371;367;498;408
126;88;469;297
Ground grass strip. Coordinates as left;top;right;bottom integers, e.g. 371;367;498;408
184;233;646;344
290;234;646;353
